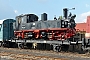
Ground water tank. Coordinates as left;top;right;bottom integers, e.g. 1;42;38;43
41;13;47;21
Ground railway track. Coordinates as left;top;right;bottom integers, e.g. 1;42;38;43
0;47;90;60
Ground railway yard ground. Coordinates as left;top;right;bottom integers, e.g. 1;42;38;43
0;47;90;60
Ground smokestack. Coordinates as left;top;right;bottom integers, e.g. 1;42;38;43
63;8;68;19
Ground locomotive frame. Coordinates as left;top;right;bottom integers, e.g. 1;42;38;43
8;34;90;52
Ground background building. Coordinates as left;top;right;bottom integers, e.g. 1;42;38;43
75;16;90;38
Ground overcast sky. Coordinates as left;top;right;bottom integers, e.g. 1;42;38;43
0;0;90;23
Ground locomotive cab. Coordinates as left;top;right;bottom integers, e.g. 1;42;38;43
15;14;38;30
16;14;38;23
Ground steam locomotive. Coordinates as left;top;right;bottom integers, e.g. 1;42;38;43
14;8;76;41
0;8;90;53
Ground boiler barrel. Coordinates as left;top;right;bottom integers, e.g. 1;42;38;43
41;13;47;21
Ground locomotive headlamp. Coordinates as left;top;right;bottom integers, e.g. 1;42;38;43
71;14;76;19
